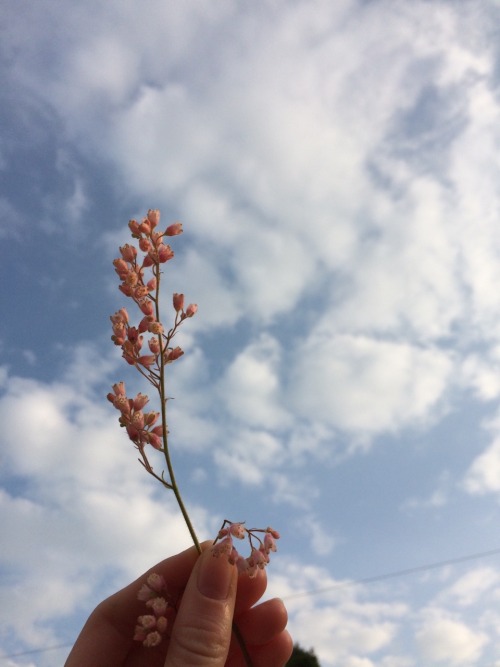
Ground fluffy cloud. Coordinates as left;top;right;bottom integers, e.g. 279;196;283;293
416;609;489;665
289;333;452;436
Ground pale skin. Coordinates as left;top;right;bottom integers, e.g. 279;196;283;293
65;542;293;667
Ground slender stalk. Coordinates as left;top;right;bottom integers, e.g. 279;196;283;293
152;260;252;667
154;265;201;554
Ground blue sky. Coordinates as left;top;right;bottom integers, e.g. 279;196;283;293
3;1;500;665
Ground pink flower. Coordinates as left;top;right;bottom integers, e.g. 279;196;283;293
120;244;137;262
157;243;174;263
148;337;161;355
147;209;160;228
173;293;184;312
113;258;129;279
165;222;183;236
148;321;164;335
146;597;167;615
185;303;198;318
229;522;246;539
164;346;184;363
138;354;157;369
143;631;162;648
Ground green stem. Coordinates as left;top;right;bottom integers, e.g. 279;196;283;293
155;266;201;554
153;262;251;666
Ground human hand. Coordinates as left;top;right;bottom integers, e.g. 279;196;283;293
65;541;292;667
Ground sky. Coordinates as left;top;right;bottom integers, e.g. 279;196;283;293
2;0;500;665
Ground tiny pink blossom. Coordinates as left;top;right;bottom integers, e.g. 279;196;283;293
185;303;198;318
148;432;163;450
148;321;164;335
164;346;184;363
229;522;246;539
146;597;167;615
139;237;152;252
120;244;137;262
137;615;157;630
156;616;168;633
133;393;149;410
147;209;161;228
173;293;184;312
146;573;166;592
165;222;183;236
148;337;161;355
143;631;162;647
157;243;174;263
138;354;157;368
128;219;141;235
113;258;129;279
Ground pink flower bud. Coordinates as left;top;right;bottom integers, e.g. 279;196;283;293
148;432;163;450
139;299;154;316
144;411;159;427
143;631;162;647
185;303;198;318
138;316;153;333
112;381;126;396
139;237;152;252
148;321;164;335
110;309;129;326
138;615;157;631
147;277;157;291
132;411;145;430
149;337;161;355
147;597;167;615
133;393;149;410
173;293;184;312
120;244;138;262
138;354;157;368
139;219;151;235
113;258;129;279
157;244;174;263
263;532;278;553
147;209;161;228
229;522;246;539
266;527;280;539
146;573;166;592
134;286;149;299
119;283;134;297
125;271;139;287
165;222;183;236
128;219;141;235
164;346;184;363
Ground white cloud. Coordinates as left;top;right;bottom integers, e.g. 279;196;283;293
289;333;452;436
439;567;500;608
463;436;500;495
217;333;290;430
416;609;489;665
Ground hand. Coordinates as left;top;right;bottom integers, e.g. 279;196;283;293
65;541;293;666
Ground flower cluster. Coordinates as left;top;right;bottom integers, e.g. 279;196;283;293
110;209;197;374
108;209;197;456
107;381;163;450
133;573;176;648
212;522;280;578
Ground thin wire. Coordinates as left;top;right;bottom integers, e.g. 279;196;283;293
283;546;500;600
3;546;500;660
0;642;72;658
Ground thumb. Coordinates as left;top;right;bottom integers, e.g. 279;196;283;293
165;546;238;667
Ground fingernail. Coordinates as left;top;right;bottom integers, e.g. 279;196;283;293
197;549;234;600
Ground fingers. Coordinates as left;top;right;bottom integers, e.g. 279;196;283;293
165;547;238;666
227;598;293;667
65;543;202;667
